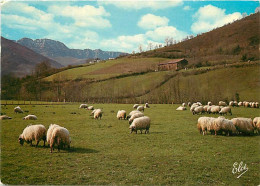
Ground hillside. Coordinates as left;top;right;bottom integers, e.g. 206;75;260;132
1;37;63;77
17;38;127;66
141;12;259;66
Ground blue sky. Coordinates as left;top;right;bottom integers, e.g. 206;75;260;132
1;1;259;53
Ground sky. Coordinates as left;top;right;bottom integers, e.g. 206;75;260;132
1;1;259;53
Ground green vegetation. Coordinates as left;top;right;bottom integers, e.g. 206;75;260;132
1;104;259;185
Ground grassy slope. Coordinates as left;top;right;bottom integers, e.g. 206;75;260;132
44;57;169;81
1;104;259;185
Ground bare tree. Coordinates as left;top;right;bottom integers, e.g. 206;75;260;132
138;44;143;53
164;37;169;46
147;43;153;51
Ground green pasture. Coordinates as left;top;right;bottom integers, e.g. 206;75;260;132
1;104;259;185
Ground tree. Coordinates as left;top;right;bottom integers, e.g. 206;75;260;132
138;44;143;53
147;43;153;51
164;37;169;46
35;61;52;77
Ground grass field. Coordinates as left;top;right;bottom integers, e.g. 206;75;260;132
1;103;260;185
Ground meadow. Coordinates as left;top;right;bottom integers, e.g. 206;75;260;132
1;103;259;185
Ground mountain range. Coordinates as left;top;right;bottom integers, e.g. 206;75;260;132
17;38;127;66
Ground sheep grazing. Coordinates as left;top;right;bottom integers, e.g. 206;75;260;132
23;115;37;120
203;105;209;112
137;105;144;112
176;106;186;111
0;115;12;120
207;102;212;106
219;101;227;106
253;117;260;133
46;124;60;145
144;103;150;108
229;101;234;107
19;124;46;147
129;116;150;134
219;106;232;115
128;112;145;124
187;102;191;107
190;104;199;112
213;117;237;136
117;110;126;120
87;106;94;110
79;104;88;109
14;106;23;113
255;102;259;108
126;110;142;120
238;102;243;106
133;104;139;109
233;101;238;107
49;126;71;153
231;118;254;135
197;117;216;135
244;101;250;107
91;109;97;116
210;106;221;114
182;103;186;107
193;106;204;115
94;109;102;120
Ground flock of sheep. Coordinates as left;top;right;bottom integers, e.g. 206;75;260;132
1;100;258;153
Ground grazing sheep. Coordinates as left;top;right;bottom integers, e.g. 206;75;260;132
129;116;150;134
197;117;215;135
207;102;212;106
18;124;46;147
176;106;187;111
244;101;250;107
253;117;260;133
190;104;199;112
210;106;221;114
133;104;139;109
196;102;202;106
229;101;234;107
128;112;145;124
233;101;238;107
47;124;60;145
213;117;237;136
193;106;204;115
255;102;259;108
94;109;102;120
87;106;94;110
187;102;191;107
91;109;97;116
49;126;71;153
14;106;23;113
182;103;186;107
79;104;88;109
144;103;150;108
238;102;243;106
219;106;232;115
137;105;145;112
219;101;227;106
203;105;209;112
117;110;126;120
231;118;254;135
126;110;142;120
0;115;12;120
23;115;37;120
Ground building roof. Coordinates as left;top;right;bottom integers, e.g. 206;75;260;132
158;58;186;66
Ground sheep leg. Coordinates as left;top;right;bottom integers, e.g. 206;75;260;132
30;141;33;146
135;130;137;134
140;130;143;134
36;140;39;147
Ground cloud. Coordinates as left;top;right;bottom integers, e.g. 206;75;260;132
138;14;169;30
146;26;187;41
183;6;191;11
99;0;183;10
48;5;111;28
191;5;242;33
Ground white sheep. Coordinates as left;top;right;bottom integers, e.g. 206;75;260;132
213;117;237;136
219;101;227;106
126;110;142;120
18;124;46;147
144;103;150;108
133;104;139;109
238;102;243;106
233;101;238;106
87;106;94;110
203;105;209;112
182;103;186;107
23;115;37;120
244;101;250;107
46;124;60;145
219;106;232;115
197;117;215;135
128;112;144;124
253;117;260;134
117;110;126;120
207;102;212;106
193;106;204;115
94;109;102;120
176;106;187;111
137;105;144;112
187;102;191;107
190;104;199;112
91;109;97;116
79;104;88;109
229;101;234;106
210;106;221;114
255;102;259;108
14;106;23;113
0;115;12;120
129;116;150;134
49;126;71;153
231;118;254;135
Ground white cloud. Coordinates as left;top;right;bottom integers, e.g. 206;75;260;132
48;5;111;28
99;0;183;10
146;26;187;41
138;14;169;30
183;6;191;11
191;5;242;33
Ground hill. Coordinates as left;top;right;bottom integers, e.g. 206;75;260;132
17;38;128;66
1;37;63;77
140;12;259;66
